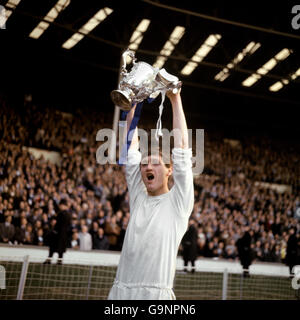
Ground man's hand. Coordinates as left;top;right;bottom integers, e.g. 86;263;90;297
166;88;182;102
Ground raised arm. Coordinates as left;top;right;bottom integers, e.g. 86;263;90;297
167;89;189;149
167;89;194;218
126;104;139;151
124;104;146;207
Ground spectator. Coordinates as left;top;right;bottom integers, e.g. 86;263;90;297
70;214;79;232
224;239;237;260
79;218;87;232
261;242;272;262
78;225;92;251
33;228;44;246
285;228;298;276
93;228;109;250
197;227;206;256
224;247;237;260
236;226;253;277
89;221;99;243
115;210;123;228
253;240;263;261
280;241;287;262
0;215;15;244
70;231;80;250
43;199;71;265
271;244;281;263
33;220;43;236
104;216;121;251
14;217;27;244
271;216;282;236
94;210;106;229
203;241;217;258
85;212;93;229
225;239;236;253
41;213;49;231
216;241;225;258
24;223;34;245
182;219;198;273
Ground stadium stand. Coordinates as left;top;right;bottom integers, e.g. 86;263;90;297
0;93;299;267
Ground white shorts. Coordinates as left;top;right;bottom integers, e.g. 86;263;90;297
107;281;176;300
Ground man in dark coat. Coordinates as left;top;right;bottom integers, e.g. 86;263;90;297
181;219;198;273
93;227;110;250
44;199;71;265
236;225;253;277
0;215;15;243
286;227;298;276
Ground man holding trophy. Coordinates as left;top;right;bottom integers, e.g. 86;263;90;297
108;49;194;300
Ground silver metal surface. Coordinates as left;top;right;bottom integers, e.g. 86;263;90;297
111;49;182;110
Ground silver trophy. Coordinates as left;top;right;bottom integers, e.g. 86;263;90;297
111;49;182;111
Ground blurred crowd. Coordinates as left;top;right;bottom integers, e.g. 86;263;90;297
0;95;299;265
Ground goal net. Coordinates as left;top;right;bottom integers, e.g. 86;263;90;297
0;256;298;300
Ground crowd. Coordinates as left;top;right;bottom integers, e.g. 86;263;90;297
191;174;299;263
0;94;299;266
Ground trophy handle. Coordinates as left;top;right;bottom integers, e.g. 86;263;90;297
121;49;136;75
156;68;182;93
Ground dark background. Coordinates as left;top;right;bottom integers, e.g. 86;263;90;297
0;0;299;142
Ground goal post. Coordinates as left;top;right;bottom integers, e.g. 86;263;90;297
0;255;298;300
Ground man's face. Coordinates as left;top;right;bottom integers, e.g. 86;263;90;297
140;155;172;195
60;204;68;211
98;228;104;236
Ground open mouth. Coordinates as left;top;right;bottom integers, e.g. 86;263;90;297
146;173;154;181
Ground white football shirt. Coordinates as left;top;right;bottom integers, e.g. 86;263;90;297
108;148;194;300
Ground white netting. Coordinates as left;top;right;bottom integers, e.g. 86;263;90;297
0;256;116;300
0;256;299;300
226;272;297;300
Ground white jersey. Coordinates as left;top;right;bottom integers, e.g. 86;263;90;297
108;148;194;300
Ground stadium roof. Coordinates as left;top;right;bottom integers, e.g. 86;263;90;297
1;0;299;134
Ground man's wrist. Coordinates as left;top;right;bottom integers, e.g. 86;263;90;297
169;94;181;105
167;89;181;101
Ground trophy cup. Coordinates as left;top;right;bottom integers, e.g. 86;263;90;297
110;49;182;111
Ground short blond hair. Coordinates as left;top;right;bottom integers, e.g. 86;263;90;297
141;148;172;169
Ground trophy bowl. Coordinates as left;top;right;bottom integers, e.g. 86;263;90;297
111;89;133;111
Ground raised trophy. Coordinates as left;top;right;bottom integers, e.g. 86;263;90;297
111;49;182;111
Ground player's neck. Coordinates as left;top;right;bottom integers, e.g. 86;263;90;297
147;185;169;197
